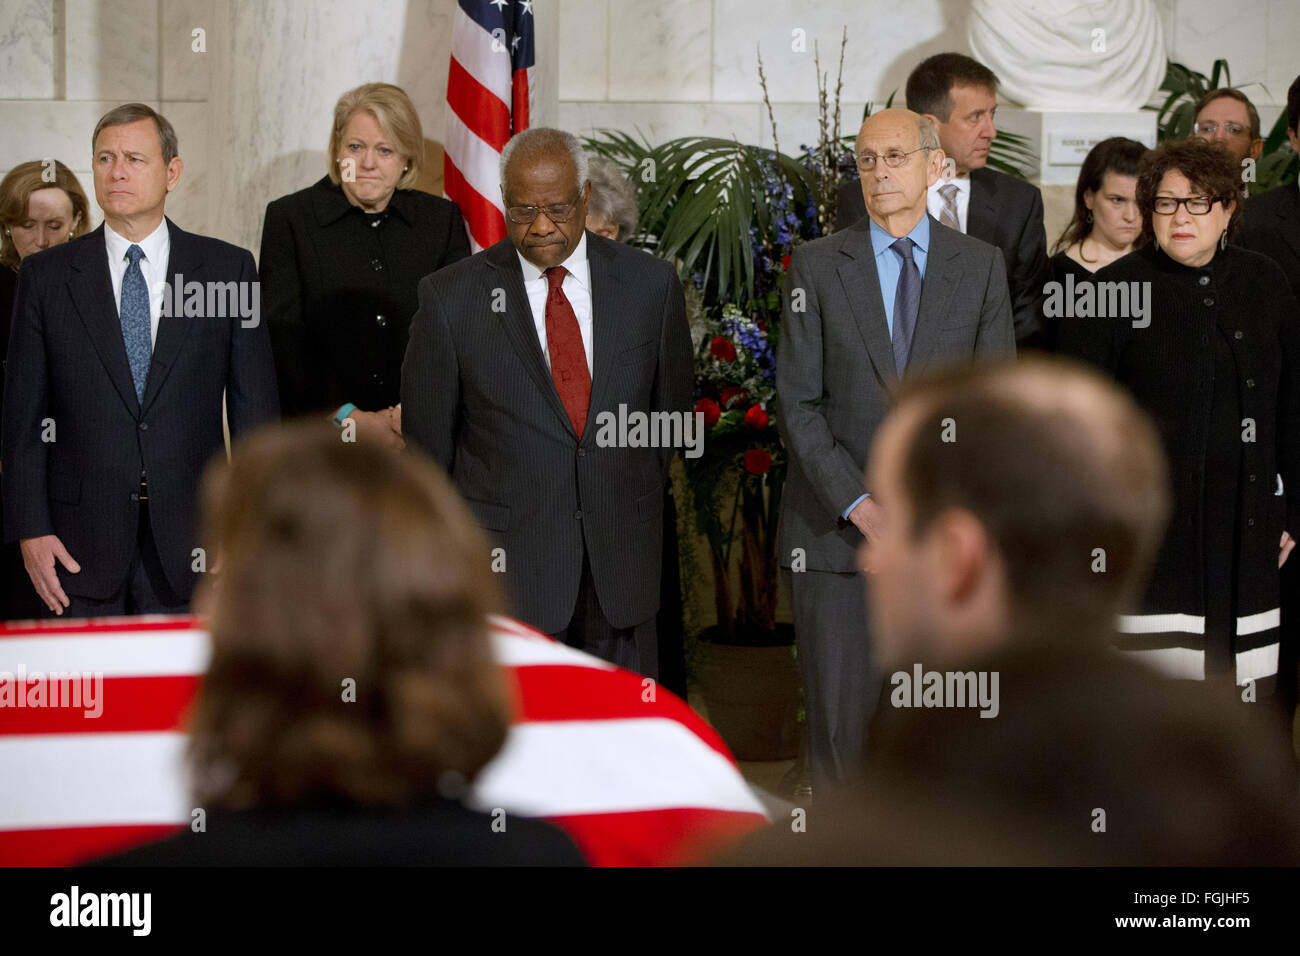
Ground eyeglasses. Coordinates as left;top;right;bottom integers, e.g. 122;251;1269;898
855;147;929;171
505;192;582;224
1193;121;1248;137
1151;196;1220;215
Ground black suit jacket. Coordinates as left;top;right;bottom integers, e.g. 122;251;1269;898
1;221;279;600
836;166;1049;342
777;216;1016;573
1241;182;1300;299
401;233;694;633
259;177;470;416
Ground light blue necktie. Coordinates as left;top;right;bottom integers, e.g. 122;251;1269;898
120;243;152;403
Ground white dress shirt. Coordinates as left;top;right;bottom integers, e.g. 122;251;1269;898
104;219;170;348
516;231;594;377
927;175;971;233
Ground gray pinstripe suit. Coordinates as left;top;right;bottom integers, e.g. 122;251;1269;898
777;215;1016;791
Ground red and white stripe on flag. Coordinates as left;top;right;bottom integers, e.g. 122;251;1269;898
445;0;536;252
0;614;767;867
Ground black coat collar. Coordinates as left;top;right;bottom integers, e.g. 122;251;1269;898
309;176;415;227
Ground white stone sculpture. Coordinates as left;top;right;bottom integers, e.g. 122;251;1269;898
967;0;1167;111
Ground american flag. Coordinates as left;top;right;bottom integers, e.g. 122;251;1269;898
445;0;535;252
0;615;767;866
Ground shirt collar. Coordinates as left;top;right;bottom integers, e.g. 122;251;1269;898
104;218;169;268
929;176;969;197
516;230;590;288
869;213;930;258
312;176;414;226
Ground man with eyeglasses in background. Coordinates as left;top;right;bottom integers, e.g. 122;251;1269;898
402;127;693;676
777;108;1015;796
1191;88;1265;196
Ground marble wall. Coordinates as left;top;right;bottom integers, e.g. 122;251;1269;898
0;0;559;254
557;0;1296;146
1;0;1293;252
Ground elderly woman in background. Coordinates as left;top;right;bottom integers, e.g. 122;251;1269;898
0;160;92;620
100;423;583;865
1058;138;1300;709
584;156;638;241
259;82;469;446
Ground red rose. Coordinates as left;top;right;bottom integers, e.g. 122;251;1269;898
709;336;737;363
744;449;772;475
744;405;769;429
720;386;748;409
695;398;721;426
781;254;791;271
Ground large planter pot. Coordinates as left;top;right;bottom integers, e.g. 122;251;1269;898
695;624;800;761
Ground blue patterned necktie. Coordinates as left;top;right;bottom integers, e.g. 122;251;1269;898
891;237;921;376
120;243;152;403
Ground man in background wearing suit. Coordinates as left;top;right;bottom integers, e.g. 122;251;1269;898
402;127;693;677
1241;73;1300;729
2;103;279;616
778;108;1015;794
837;53;1050;345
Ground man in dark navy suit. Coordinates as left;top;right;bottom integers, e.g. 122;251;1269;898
2;103;279;616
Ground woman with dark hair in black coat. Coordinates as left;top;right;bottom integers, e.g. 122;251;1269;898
1041;137;1147;351
259;83;470;445
1058;138;1300;706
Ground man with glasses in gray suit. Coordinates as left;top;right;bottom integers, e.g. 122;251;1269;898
778;108;1015;795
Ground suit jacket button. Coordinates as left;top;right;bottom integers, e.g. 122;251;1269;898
574;510;582;520
370;258;384;272
138;421;148;430
1248;518;1255;527
1234;330;1243;339
577;448;586;457
1246;378;1255;388
375;314;387;326
130;492;139;501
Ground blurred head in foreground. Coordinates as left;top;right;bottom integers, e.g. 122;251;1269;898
862;356;1170;668
723;358;1298;866
188;422;511;810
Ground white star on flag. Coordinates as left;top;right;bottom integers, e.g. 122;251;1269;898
519;0;533;15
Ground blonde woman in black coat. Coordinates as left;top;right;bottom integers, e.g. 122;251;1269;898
259;83;470;445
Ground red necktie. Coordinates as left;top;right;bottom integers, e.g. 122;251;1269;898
544;266;591;437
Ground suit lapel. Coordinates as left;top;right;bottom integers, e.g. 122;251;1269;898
68;225;140;414
484;239;576;437
967;168;998;244
140;218;199;414
906;215;959;374
584;233;625;438
835;223;899;389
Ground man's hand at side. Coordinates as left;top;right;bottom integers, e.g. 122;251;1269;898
848;496;883;541
20;534;80;615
